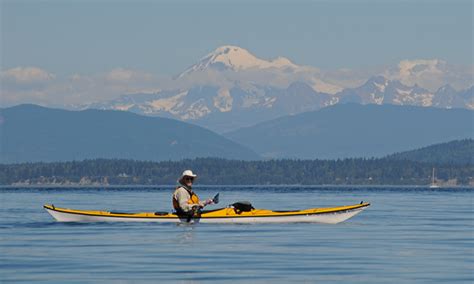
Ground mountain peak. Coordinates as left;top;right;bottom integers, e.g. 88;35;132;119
178;45;298;77
212;45;246;54
363;75;390;92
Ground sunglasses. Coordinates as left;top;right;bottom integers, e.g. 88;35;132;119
184;177;194;182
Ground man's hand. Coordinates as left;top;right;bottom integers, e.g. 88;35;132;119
191;205;202;217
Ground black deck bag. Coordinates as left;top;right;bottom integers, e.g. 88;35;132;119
232;201;254;213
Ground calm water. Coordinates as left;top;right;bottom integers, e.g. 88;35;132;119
0;186;473;283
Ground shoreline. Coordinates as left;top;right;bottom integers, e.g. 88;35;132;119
1;184;473;189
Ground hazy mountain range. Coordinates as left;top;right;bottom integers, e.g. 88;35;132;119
225;104;473;159
0;104;259;163
1;104;472;163
83;45;473;132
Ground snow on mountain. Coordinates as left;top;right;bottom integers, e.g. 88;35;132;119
179;45;298;78
336;75;473;109
432;84;474;109
460;86;474;109
88;75;472;132
337;76;389;105
86;80;337;132
213;88;233;112
337;76;436;106
147;91;187;114
176;45;345;98
310;78;344;94
83;46;473;132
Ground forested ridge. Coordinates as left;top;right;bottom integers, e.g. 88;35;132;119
2;139;472;186
1;157;472;186
387;139;473;165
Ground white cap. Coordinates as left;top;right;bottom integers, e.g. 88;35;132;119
180;170;197;179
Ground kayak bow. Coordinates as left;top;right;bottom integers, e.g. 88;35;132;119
44;202;370;224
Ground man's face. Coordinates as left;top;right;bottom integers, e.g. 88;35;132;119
184;176;194;187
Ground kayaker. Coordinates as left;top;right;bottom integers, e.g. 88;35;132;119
172;170;213;215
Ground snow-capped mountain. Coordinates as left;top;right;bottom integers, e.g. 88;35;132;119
89;82;334;132
432;85;474;109
336;76;473;109
85;45;473;132
337;76;434;106
179;45;298;78
90;76;472;132
457;86;474;109
175;46;343;95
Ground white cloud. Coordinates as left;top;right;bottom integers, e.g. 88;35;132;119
320;65;386;90
0;67;163;107
105;68;152;83
1;67;57;106
384;59;474;91
1;58;472;108
397;59;443;78
70;74;82;81
1;66;55;83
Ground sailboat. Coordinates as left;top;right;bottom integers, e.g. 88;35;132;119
429;168;440;188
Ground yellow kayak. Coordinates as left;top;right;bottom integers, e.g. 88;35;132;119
44;202;370;224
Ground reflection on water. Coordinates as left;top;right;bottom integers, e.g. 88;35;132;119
178;225;196;244
0;187;473;283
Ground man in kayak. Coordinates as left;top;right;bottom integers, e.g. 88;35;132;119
172;170;213;216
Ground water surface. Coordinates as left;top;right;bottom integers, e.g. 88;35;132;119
1;186;473;283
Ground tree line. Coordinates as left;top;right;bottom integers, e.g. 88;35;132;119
0;157;472;185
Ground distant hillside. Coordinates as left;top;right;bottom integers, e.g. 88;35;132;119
225;104;474;159
387;139;474;165
0;104;259;163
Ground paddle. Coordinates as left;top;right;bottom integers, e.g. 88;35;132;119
187;193;219;223
212;193;220;204
187;193;220;222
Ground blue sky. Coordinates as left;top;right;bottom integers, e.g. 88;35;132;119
2;0;472;76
